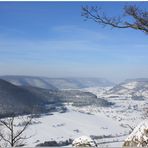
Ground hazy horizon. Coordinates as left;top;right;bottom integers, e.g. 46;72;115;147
0;2;148;83
1;74;148;84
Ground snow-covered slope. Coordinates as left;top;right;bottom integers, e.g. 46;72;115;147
107;79;148;100
84;86;147;126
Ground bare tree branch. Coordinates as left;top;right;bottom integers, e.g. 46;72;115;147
124;124;134;131
0;120;13;132
13;117;32;144
0;133;11;145
13;135;32;145
82;5;148;34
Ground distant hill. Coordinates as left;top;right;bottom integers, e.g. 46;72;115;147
0;76;57;90
107;78;148;100
23;86;113;107
0;75;114;89
0;79;46;118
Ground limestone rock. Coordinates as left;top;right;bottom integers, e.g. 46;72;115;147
123;120;148;147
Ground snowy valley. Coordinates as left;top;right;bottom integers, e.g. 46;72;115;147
0;77;148;147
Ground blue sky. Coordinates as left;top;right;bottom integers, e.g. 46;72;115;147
0;2;148;82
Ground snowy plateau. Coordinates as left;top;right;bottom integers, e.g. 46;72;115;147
0;78;148;147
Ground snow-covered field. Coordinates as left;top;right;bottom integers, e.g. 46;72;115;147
1;86;147;147
12;108;125;147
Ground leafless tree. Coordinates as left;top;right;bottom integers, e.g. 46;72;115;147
82;5;148;34
0;115;32;147
124;124;134;133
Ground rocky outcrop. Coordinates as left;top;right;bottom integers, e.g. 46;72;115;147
123;120;148;147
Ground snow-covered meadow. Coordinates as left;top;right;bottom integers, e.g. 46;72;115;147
24;107;128;147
